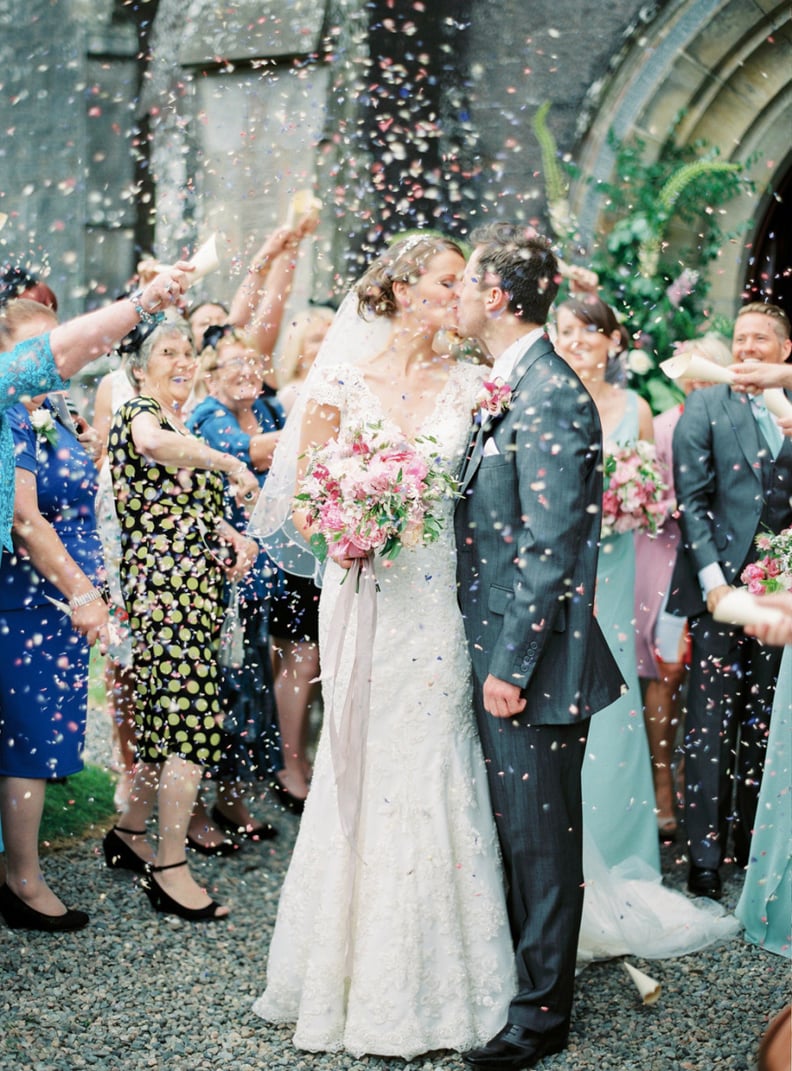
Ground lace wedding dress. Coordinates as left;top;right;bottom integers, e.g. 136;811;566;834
252;361;516;1059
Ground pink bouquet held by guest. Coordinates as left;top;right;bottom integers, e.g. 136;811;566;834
601;440;669;538
295;420;457;567
741;526;792;594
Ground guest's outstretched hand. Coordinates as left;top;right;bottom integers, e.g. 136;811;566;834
730;361;792;394
137;261;192;313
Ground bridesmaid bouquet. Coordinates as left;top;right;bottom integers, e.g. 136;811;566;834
295;422;458;563
741;527;792;594
601;441;669;537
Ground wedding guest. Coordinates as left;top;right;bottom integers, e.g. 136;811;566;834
735;362;792;957
185;222;313;411
269;305;335;809
275;305;335;413
0;264;190;554
737;590;792;959
0;300;108;932
186;328;283;844
102;319;260;920
92;340;140;810
669;302;792;899
188;301;229;350
0;265;58;311
634;333;733;840
554;294;660;872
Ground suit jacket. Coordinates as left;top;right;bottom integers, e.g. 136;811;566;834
668;384;792;618
454;334;624;726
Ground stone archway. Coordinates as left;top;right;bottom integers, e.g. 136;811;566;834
570;0;792;318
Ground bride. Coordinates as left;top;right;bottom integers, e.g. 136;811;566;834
250;234;516;1059
249;232;739;1063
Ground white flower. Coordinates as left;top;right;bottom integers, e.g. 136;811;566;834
627;349;653;375
30;408;54;432
30;407;58;447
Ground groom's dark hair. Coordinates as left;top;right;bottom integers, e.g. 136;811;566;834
470;223;559;325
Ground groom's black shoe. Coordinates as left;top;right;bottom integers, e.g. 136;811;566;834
463;1023;567;1070
687;865;722;900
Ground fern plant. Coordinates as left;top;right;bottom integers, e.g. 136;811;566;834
533;106;750;412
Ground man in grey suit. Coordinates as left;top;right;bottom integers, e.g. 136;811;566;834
669;302;792;901
454;223;623;1071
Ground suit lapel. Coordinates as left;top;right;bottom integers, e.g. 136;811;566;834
724;390;765;481
457;334;555;496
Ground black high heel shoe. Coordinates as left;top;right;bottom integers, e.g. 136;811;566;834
270;778;306;816
141;860;227;922
0;883;89;933
103;826;149;874
185;833;239;857
210;804;278;841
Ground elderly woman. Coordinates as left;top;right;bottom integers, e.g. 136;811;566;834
103;319;260;922
0;266;189;555
0;300;108;932
187;328;283;842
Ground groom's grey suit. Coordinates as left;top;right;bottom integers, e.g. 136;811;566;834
455;333;623;1038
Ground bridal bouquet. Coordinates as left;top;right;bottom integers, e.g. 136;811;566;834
295;422;458;563
601;441;669;538
741;527;792;594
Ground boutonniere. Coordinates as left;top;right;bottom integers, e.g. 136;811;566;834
476;377;512;418
30;408;58;448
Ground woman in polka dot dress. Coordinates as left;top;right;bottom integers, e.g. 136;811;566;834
104;319;259;921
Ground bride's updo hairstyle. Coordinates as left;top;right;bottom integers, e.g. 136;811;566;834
356;233;465;319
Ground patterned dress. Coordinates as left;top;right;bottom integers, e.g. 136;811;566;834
108;396;225;766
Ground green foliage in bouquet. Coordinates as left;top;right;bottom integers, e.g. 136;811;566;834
533;104;751;413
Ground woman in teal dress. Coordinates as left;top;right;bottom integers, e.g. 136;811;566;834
737;604;792;957
556;296;660;872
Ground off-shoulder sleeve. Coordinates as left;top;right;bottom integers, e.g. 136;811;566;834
0;334;66;414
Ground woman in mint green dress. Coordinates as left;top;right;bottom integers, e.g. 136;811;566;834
556;296;660;872
736;645;791;957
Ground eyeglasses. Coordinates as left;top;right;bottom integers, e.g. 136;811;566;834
214;357;265;373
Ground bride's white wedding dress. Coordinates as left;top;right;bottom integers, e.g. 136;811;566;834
252;360;516;1059
252;360;739;1060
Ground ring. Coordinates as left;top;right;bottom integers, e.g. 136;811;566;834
243;491;256;502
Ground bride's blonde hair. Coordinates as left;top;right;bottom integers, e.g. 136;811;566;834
355;233;465;319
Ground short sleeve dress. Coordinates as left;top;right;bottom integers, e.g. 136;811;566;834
108;396;226;767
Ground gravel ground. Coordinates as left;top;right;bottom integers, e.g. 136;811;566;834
1;709;789;1071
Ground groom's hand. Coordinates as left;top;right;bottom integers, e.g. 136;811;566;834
483;675;526;719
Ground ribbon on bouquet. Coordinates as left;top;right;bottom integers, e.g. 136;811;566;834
323;553;379;848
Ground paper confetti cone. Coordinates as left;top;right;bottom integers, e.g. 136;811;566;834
623;961;661;1005
764;388;792;421
185;233;220;287
286;189;321;228
660;351;735;384
713;587;786;627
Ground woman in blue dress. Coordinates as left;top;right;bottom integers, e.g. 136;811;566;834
187;327;284;844
556;296;660;872
0;300;107;932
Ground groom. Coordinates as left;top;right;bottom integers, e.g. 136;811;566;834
454;223;624;1070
